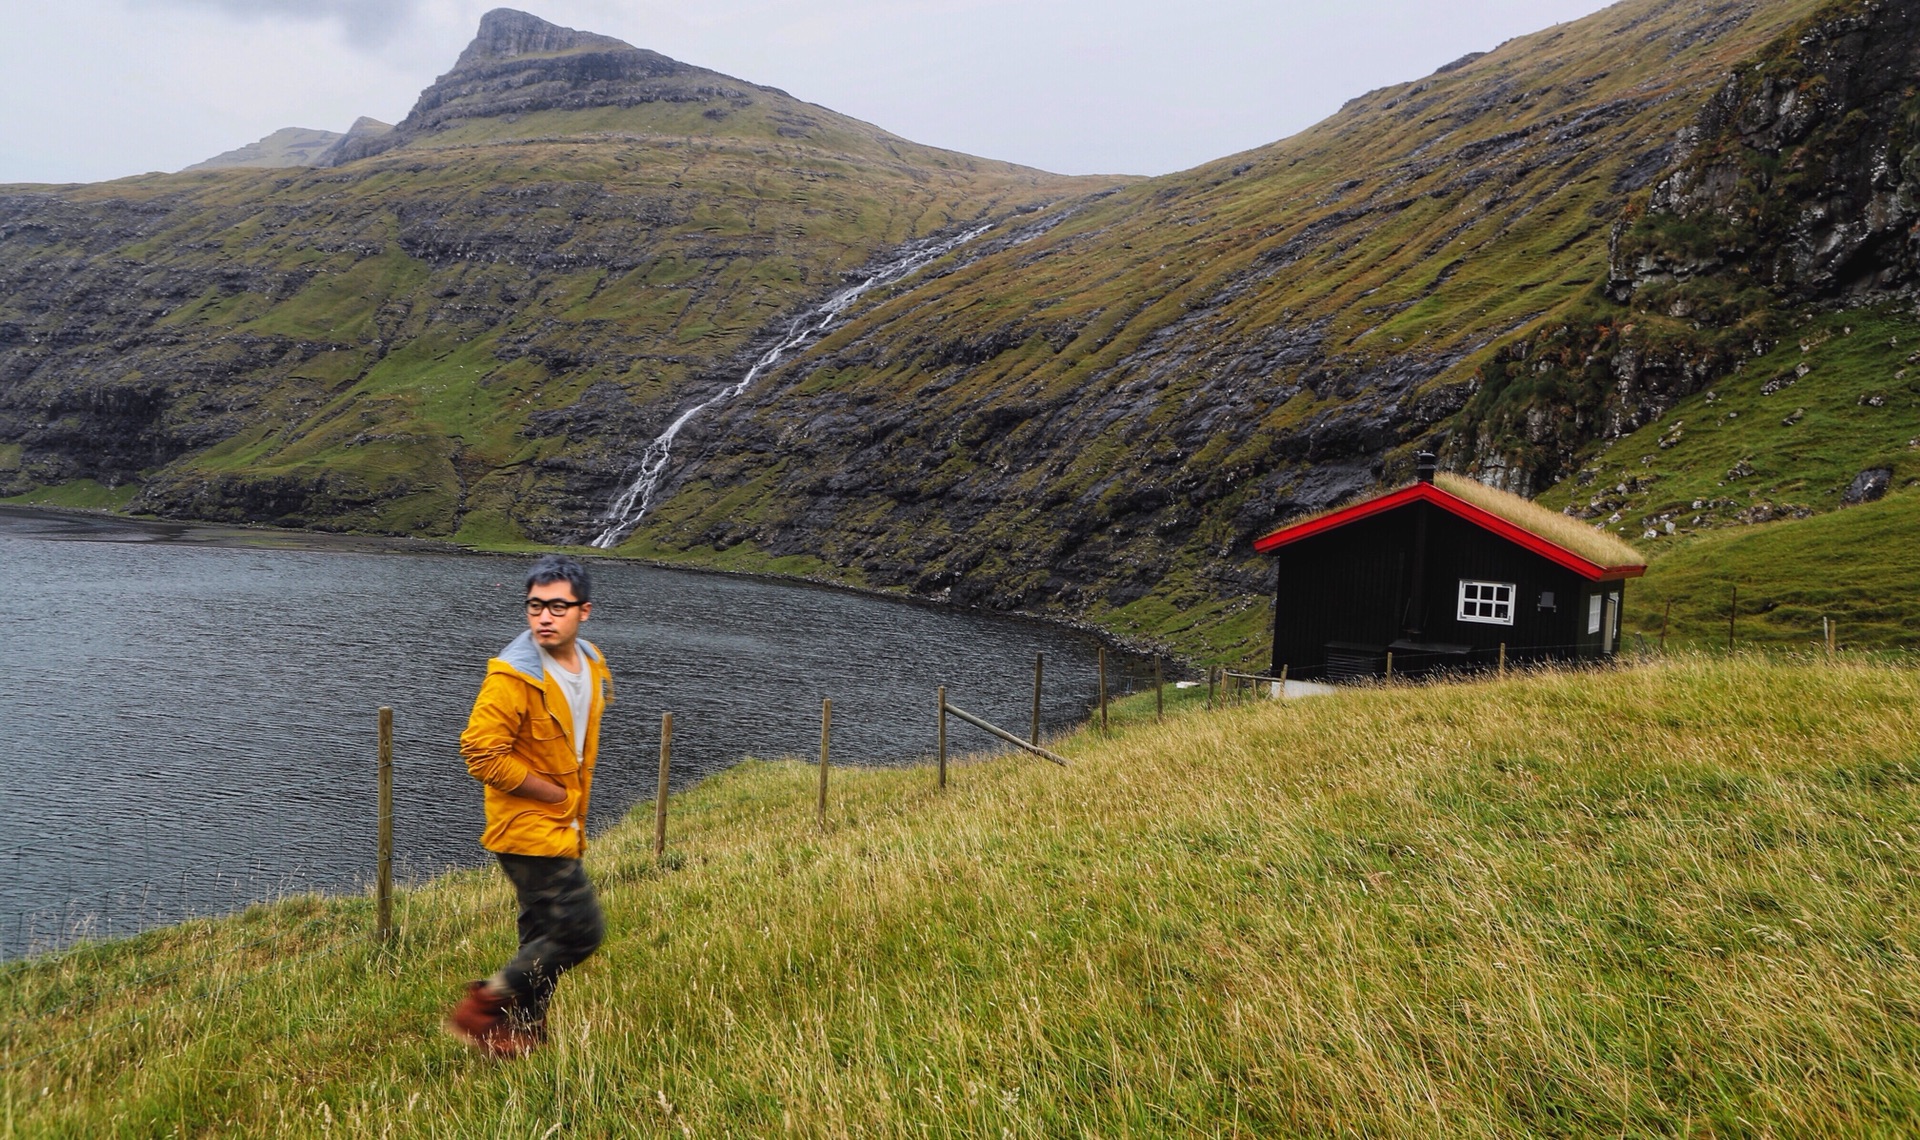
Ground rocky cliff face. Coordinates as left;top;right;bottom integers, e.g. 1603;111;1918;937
456;7;630;62
1634;0;1920;296
1462;0;1920;491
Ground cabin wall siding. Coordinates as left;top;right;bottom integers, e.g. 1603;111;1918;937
1270;511;1410;675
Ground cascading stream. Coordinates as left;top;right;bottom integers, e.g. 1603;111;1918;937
589;222;995;548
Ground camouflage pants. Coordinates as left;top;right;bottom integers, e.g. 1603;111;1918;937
493;853;605;1021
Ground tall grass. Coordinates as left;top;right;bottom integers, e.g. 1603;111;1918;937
5;655;1919;1136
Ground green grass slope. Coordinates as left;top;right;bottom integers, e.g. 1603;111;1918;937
1521;301;1920;654
1627;483;1920;652
7;0;1914;671
7;657;1920;1135
1535;304;1920;539
604;0;1837;662
0;42;1112;542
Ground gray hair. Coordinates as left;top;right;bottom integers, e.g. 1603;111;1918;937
525;554;591;602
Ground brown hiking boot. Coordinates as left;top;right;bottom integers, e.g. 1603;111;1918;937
446;980;543;1058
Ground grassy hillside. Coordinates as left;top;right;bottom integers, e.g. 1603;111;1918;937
6;0;1915;671
1534;304;1920;540
1626;483;1920;653
3;0;1863;666
7;656;1920;1135
0;48;1109;542
1517;300;1920;655
604;0;1838;661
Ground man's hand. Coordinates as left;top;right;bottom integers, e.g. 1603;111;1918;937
510;771;568;804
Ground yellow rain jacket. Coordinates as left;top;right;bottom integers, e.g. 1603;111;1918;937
460;631;614;858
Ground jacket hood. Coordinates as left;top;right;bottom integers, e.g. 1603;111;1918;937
495;629;603;683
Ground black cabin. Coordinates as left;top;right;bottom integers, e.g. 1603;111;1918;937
1255;457;1647;680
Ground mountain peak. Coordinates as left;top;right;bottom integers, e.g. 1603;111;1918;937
455;9;633;67
319;9;709;165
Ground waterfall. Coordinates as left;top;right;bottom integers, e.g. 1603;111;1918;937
588;222;994;549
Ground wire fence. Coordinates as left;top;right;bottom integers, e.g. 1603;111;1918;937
1;635;1906;1079
6;630;1889;966
1;649;1161;962
0;646;1164;1077
7;630;1887;967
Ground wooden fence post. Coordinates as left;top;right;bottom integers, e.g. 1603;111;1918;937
1728;584;1737;652
654;712;672;858
818;698;831;828
1498;642;1507;678
937;686;948;789
375;706;393;945
1031;652;1044;745
1385;651;1394;683
1207;665;1215;710
1098;647;1108;734
1154;657;1164;722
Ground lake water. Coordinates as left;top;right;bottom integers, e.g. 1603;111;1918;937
0;507;1134;959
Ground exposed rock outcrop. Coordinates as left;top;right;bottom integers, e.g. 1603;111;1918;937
1843;466;1892;503
312;118;394;167
1620;0;1920;298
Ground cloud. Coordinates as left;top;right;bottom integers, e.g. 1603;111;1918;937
128;0;429;47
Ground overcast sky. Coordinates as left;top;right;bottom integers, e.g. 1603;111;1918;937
2;0;1619;185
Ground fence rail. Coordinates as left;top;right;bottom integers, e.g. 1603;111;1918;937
941;703;1070;766
12;630;1874;966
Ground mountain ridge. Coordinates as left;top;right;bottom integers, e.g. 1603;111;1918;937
184;126;345;171
602;0;1883;647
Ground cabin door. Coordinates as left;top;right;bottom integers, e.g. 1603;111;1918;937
1601;592;1619;654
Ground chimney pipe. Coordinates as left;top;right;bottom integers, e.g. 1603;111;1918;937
1415;451;1438;483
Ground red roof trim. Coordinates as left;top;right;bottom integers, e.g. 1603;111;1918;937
1253;482;1646;582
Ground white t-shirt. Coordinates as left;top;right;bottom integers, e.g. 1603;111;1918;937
538;645;593;758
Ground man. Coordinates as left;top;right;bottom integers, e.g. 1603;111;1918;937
447;554;613;1057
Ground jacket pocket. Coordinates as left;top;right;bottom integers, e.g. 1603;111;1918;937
520;709;577;773
533;783;579;817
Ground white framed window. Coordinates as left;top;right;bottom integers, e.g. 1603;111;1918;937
1457;580;1515;625
1588;595;1603;634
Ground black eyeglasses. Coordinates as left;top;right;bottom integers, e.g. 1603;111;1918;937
525;598;588;616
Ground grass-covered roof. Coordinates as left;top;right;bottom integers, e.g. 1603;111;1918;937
1263;472;1645;570
1433;473;1645;568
